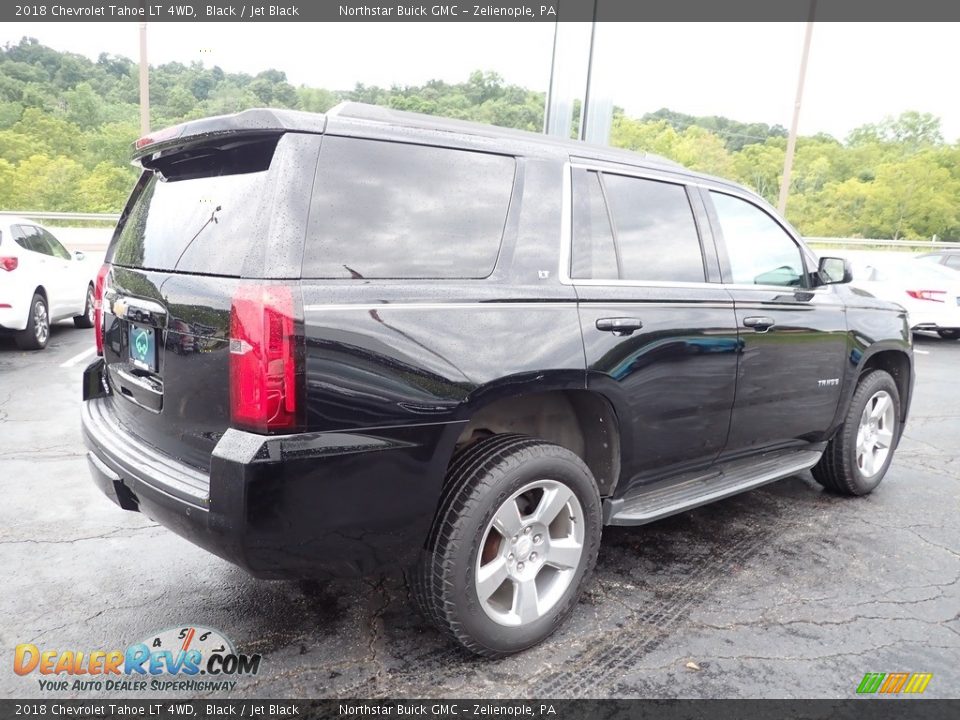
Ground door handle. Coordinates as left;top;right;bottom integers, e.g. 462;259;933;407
596;317;643;336
743;316;776;331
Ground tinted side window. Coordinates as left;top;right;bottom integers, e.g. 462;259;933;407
304;137;515;279
11;225;32;251
945;255;960;270
18;226;52;256
39;228;71;260
711;192;805;287
571;169;618;280
602;174;705;283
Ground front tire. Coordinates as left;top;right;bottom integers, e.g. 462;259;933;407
15;293;50;350
812;370;900;496
73;284;95;329
414;434;602;657
937;329;960;340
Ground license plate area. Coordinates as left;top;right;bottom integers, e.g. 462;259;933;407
128;323;158;373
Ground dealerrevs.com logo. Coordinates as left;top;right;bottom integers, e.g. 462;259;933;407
14;625;262;693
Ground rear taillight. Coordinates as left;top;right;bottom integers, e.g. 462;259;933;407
94;263;110;355
906;289;946;303
229;284;302;433
0;257;17;271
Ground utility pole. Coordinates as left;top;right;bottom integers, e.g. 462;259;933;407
138;22;150;136
778;3;817;214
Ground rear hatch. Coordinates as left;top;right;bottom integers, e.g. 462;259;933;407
99;122;321;472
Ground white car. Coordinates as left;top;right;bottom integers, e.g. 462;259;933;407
848;257;960;340
0;216;98;350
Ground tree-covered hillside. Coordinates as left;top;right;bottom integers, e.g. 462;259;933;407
2;37;958;240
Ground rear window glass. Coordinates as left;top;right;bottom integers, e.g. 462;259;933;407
110;138;277;276
303;137;515;279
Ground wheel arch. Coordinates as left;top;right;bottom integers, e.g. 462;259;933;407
452;377;622;497
844;344;914;435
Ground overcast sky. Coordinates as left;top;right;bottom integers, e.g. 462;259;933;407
3;22;958;142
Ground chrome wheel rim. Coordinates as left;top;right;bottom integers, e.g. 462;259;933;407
856;390;895;478
85;288;94;326
475;479;585;627
34;300;49;344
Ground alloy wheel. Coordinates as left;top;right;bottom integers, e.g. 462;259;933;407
475;479;585;627
856;390;895;478
34;300;49;345
86;288;95;326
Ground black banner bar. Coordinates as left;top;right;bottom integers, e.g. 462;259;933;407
6;0;960;23
1;700;959;720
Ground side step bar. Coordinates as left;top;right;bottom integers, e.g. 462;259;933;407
603;448;823;526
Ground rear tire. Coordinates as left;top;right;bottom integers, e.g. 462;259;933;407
73;284;95;329
937;329;960;340
812;370;900;496
15;293;50;350
414;434;601;658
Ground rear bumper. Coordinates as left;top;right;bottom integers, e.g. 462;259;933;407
908;306;960;331
0;302;28;331
82;363;462;579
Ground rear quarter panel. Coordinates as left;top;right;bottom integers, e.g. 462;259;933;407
293;152;585;572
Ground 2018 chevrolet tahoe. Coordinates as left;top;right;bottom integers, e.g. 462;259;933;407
82;103;914;657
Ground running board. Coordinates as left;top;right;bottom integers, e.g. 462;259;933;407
604;448;823;526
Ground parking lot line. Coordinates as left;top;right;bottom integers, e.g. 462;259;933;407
59;346;96;368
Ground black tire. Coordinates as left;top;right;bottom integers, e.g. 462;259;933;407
414;434;602;658
937;329;960;340
812;369;901;496
15;293;50;351
73;284;95;329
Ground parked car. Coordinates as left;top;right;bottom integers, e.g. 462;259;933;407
82;105;914;657
848;257;960;340
916;249;960;271
0;216;97;350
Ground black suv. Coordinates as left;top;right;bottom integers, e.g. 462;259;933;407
82;104;913;657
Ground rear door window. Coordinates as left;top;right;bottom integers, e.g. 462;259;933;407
570;169;618;280
109;137;278;276
303;137;515;279
15;225;52;256
601;174;706;283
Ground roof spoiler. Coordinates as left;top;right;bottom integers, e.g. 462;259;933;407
131;108;327;163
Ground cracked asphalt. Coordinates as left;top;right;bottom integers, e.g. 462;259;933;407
1;326;957;699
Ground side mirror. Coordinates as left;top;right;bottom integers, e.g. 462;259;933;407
818;256;852;285
73;250;86;262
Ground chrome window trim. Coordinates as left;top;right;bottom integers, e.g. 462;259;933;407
560;160;826;294
302;302;580;312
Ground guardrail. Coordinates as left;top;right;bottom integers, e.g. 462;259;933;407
0;211;120;222
805;237;960;250
2;212;959;252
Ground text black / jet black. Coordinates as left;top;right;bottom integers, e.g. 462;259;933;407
82;103;913;657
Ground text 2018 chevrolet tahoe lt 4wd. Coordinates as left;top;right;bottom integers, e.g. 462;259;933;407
82;104;913;657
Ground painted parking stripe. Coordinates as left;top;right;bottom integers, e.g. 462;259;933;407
59;346;96;368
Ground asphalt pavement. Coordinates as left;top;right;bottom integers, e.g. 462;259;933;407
1;327;957;699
